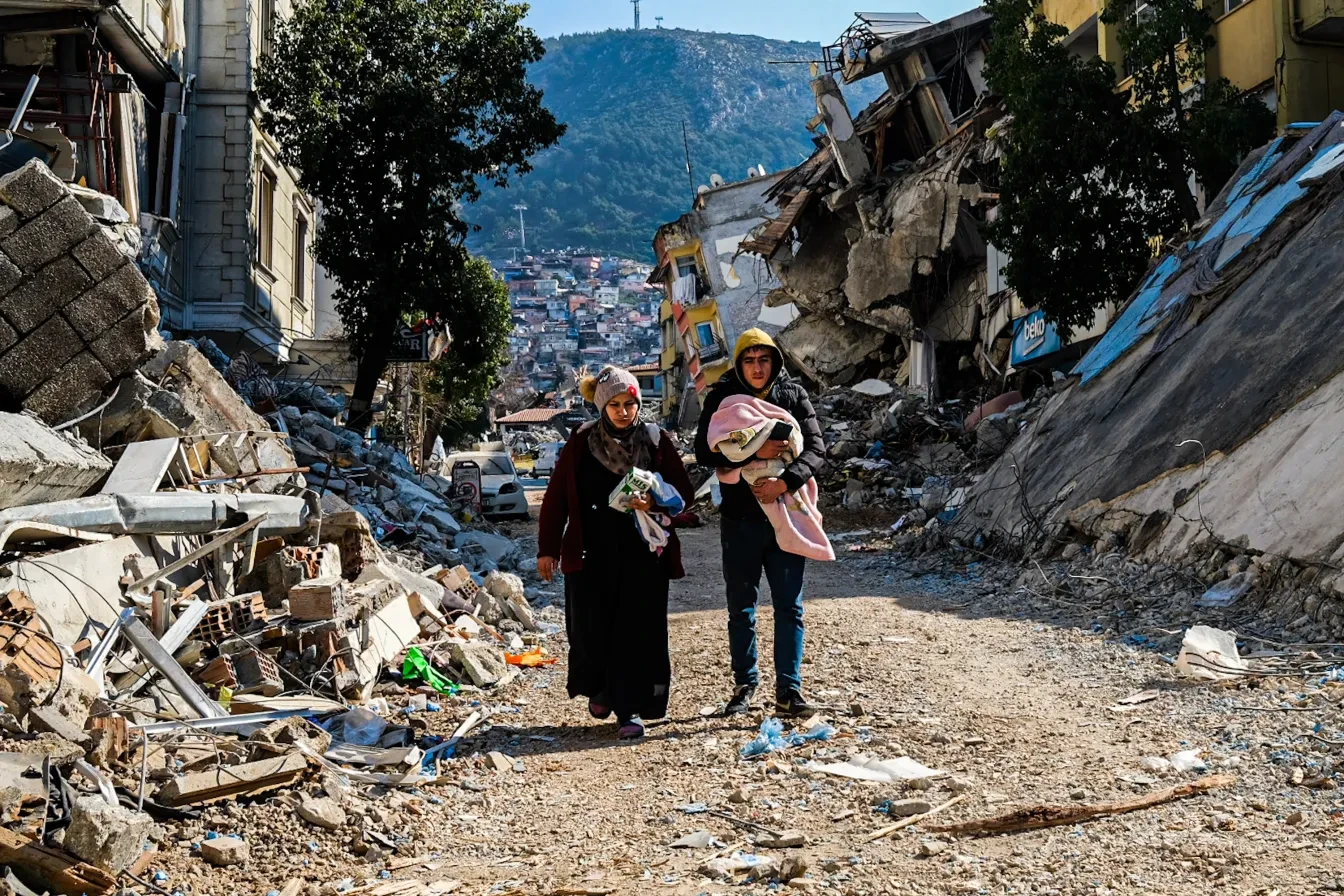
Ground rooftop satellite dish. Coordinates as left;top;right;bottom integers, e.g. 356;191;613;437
697;185;710;194
710;173;726;187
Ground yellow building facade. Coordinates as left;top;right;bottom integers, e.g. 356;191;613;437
1044;0;1344;130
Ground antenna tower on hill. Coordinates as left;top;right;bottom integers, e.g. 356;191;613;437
631;0;641;29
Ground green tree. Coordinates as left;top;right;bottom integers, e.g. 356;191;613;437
985;0;1273;332
984;0;1181;332
418;256;514;454
256;0;564;427
1102;0;1274;223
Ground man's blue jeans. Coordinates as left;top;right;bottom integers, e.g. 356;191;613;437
721;516;806;695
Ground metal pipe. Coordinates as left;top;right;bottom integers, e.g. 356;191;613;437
6;74;39;132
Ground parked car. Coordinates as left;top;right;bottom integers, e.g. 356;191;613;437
533;441;566;478
447;451;530;520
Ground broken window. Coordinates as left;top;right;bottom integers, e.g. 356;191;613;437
675;254;700;280
256;167;276;270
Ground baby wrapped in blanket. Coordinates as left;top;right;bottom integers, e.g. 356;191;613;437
708;394;834;562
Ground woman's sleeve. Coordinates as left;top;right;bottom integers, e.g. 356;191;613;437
659;431;696;506
537;439;573;558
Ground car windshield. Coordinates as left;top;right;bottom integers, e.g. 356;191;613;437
450;455;514;477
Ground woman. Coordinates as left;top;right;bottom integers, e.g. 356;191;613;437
537;366;694;740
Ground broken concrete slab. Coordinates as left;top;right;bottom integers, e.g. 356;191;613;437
63;796;153;873
99;438;179;495
296;794;346;831
484;572;537;631
452;639;508;688
777;312;887;386
454;531;517;566
0;412;112;510
157;753;308;806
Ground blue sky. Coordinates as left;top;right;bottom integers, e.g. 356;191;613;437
522;0;980;43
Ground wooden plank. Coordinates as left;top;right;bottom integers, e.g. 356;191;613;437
926;776;1235;837
0;827;116;896
156;753;309;806
740;188;814;258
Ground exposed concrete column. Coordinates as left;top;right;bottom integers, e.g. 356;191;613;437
812;75;871;186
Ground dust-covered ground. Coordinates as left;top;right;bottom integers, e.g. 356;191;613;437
151;520;1344;896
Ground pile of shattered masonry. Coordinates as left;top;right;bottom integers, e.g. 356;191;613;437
804;375;1054;548
0;160;557;894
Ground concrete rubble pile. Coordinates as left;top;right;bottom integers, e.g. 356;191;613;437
952;117;1344;639
811;377;1050;541
741;11;1005;394
0;161;553;894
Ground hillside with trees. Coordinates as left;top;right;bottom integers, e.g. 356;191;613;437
465;28;881;259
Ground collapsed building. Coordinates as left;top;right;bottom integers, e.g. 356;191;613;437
741;10;1006;396
957;115;1344;620
0;159;553;893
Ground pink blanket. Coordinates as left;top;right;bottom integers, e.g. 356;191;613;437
708;395;834;562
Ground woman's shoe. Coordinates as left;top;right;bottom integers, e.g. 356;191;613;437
617;716;646;740
589;700;613;720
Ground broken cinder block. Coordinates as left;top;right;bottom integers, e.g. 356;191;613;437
63;795;153;873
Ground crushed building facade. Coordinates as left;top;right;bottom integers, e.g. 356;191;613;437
958;116;1344;620
651;169;796;424
1;0;322;371
741;10;1003;397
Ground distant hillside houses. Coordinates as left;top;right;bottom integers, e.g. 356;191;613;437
492;250;661;398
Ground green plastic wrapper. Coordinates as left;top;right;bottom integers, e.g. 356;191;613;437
401;646;459;696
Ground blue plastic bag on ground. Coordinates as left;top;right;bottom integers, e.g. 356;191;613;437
740;717;836;758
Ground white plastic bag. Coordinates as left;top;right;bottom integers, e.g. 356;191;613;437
1175;626;1246;681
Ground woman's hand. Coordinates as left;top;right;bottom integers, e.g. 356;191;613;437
537;556;558;582
629;494;654;512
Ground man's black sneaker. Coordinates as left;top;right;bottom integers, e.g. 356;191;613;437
775;690;817;718
723;685;755;716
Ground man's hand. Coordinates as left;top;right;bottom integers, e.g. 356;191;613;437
752;478;788;503
537;556;558;582
629;494;653;512
754;439;791;460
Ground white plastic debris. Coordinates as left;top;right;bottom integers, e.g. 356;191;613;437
809;754;944;783
1170;750;1208;773
340;706;389;747
1174;625;1246;680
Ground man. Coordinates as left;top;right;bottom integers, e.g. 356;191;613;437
695;329;826;717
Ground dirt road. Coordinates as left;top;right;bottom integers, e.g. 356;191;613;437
170;521;1344;895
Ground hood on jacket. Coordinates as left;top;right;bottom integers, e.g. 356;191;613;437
733;328;784;397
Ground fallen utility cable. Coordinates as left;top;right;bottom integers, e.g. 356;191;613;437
925;775;1234;837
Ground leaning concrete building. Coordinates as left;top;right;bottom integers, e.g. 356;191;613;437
650;169;797;425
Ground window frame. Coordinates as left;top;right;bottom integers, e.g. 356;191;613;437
255;166;276;271
292;205;309;311
260;0;277;59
